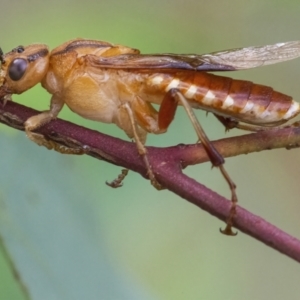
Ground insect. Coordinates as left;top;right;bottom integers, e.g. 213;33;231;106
0;38;300;235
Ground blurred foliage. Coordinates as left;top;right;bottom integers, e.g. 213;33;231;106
0;0;300;299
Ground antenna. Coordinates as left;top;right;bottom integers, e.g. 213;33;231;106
0;48;5;64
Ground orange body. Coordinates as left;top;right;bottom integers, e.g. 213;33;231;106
145;71;298;125
0;38;300;143
3;38;300;234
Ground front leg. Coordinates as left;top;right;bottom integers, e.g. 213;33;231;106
24;95;84;154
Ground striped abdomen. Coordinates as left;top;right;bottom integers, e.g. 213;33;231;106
148;72;300;125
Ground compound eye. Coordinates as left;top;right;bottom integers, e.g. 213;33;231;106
8;58;28;81
16;46;25;53
12;46;24;53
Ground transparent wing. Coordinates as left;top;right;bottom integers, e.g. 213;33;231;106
200;41;300;69
86;41;300;72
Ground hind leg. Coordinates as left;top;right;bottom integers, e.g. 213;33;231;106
156;89;238;235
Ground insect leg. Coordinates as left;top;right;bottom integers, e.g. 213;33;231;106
131;93;177;134
24;95;84;154
213;114;239;131
121;102;163;190
170;89;238;235
106;169;129;188
157;90;179;131
214;114;274;132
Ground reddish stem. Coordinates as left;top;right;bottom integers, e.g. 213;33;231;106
0;100;300;262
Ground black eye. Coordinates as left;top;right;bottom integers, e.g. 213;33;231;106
17;46;24;53
12;46;24;53
8;58;28;81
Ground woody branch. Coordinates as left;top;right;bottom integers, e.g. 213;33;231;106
0;100;300;263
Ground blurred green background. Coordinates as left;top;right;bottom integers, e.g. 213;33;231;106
0;0;300;299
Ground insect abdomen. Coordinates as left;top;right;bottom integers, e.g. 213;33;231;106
149;73;300;125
